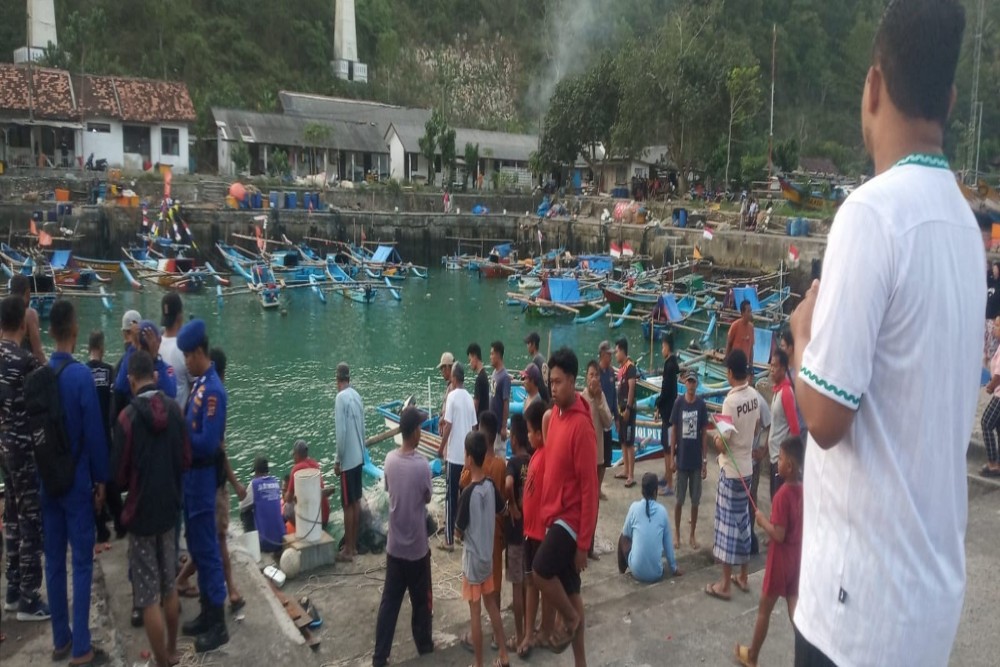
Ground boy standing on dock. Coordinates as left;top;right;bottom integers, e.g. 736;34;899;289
334;362;365;562
373;407;434;667
489;341;511;452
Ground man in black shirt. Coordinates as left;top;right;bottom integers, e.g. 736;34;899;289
466;342;490;417
655;334;679;495
87;330;118;543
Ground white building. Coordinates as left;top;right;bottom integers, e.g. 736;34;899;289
0;63;196;173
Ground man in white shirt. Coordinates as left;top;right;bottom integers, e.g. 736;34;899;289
790;2;983;664
158;293;190;408
437;363;476;552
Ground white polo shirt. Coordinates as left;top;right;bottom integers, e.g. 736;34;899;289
795;154;984;666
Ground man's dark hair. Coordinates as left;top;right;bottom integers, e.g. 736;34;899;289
726;349;749;381
872;0;965;124
662;332;675;351
615;337;628;355
399;406;424;442
464;430;488;467
509;413;529;453
9;274;29;297
478;410;499;442
780;435;805;469
210;347;227;379
586;359;600;376
466;342;482;361
127;349;156;382
0;295;26;332
773;348;790;371
548;347;579;379
524;399;546;432
88;329;105;352
49;300;75;341
490;340;504;359
254;456;270;475
740;300;751;313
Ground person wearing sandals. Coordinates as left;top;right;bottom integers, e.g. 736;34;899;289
456;430;510;667
980;342;1000;477
705;350;759;602
438;362;477;552
113;351;189;667
735;436;804;667
614;339;638;487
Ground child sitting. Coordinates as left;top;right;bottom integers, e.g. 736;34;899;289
734;436;805;667
617;472;683;582
456;431;510;667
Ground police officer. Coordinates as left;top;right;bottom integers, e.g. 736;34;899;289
176;319;229;652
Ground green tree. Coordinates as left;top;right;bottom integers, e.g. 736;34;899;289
463;142;480;188
302;122;333;174
268;147;290;179
440;127;457;185
724;65;762;186
232;138;251;175
774;138;800;173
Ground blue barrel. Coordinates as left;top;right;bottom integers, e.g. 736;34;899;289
800;218;810;237
303;191;311;209
678;208;688;228
312;192;321;210
269;192;279;209
285;191;297;209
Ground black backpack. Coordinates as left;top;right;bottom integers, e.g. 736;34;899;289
24;359;77;497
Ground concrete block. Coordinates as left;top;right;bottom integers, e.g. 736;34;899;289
282;531;336;576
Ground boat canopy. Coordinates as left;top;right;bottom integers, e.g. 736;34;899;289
653;293;684;322
732;285;762;313
547;277;582;304
577;255;613;274
271;250;301;268
491;243;513;259
49;250;71;269
371;245;401;263
754;328;774;365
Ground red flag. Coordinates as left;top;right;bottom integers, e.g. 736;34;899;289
610;242;621;258
361;228;367;242
714;414;738;435
788;244;800;262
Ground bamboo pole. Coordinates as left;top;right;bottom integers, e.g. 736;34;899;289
365;425;402;448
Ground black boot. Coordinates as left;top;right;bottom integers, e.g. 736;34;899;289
182;597;211;637
194;605;229;653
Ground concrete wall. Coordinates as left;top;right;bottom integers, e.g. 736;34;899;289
80;120;123;167
388;132;405;181
150;125;189;174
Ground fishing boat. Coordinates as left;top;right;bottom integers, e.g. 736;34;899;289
248;263;281;309
376;400;444;469
476;243;519;279
509;276;604;318
122;246;214;293
640;293;712;341
778;176;847;210
269;247;327;286
326;260;377;303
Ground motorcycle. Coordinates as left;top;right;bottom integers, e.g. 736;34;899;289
85;153;108;171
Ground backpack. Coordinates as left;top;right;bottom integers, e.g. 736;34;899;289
24;359;77;497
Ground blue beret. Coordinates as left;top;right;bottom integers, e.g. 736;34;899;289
177;318;207;353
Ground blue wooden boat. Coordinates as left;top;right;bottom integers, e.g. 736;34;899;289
326;260;377;303
641;293;712;341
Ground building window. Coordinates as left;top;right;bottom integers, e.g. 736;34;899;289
87;122;111;133
123;125;151;156
161;128;180;156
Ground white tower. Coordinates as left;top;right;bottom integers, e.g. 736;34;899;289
14;0;58;64
332;0;367;83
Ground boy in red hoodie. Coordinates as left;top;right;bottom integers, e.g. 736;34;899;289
533;348;598;665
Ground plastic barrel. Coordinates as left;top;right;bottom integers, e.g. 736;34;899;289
679;208;687;228
269;192;279;209
293;468;323;543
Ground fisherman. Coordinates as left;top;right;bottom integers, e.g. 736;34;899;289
489;341;511;451
8;274;45;364
159;293;191;408
112;310;143;419
466;343;490;416
334;362;365;562
176;319;229;652
522;363;544;407
524;331;546;377
437;351;455;414
87;329;117;547
597;341;617;497
725;301;755;370
438;362;477;552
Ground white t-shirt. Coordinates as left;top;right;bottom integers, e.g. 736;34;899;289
718;383;760;479
795;155;984;666
443;387;477;465
159;335;190;409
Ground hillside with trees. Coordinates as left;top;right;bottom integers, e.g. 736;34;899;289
0;0;995;182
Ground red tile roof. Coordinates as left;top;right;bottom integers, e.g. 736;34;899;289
0;63;196;124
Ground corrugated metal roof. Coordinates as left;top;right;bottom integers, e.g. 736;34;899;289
387;123;538;163
212;108;387;154
279;91;431;127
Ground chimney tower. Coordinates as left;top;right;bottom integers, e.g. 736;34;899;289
332;0;367;83
14;0;58;64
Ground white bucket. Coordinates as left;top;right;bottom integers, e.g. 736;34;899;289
293;468;323;543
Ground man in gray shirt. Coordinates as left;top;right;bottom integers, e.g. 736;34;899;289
334;363;365;562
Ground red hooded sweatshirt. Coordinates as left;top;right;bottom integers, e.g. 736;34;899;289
539;392;599;552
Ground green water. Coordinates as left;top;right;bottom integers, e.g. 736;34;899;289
64;267;669;496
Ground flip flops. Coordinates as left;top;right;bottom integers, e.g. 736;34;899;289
980;464;1000;477
175;583;199;598
624;479;636;488
735;643;756;667
704;582;731;601
731;575;750;593
69;647;110;666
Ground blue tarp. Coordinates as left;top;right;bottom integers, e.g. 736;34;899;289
577;255;614;275
50;250;71;269
655;294;683;322
548;278;582;304
732;286;762;313
754;328;774;365
491;243;513;259
371;245;396;263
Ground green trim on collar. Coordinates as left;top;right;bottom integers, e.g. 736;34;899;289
800;366;861;407
892;153;950;170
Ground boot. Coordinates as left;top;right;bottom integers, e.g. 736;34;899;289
182;596;211;637
194;605;229;653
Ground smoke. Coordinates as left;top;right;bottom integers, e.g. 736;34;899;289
526;0;615;118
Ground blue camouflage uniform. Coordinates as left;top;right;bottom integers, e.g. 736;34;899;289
178;320;227;608
43;351;109;659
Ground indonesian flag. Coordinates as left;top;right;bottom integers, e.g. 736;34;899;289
29;220;38;236
714;414;738;436
703;227;714;241
610;242;621;258
788;244;800;262
622;242;634;258
141;205;149;228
